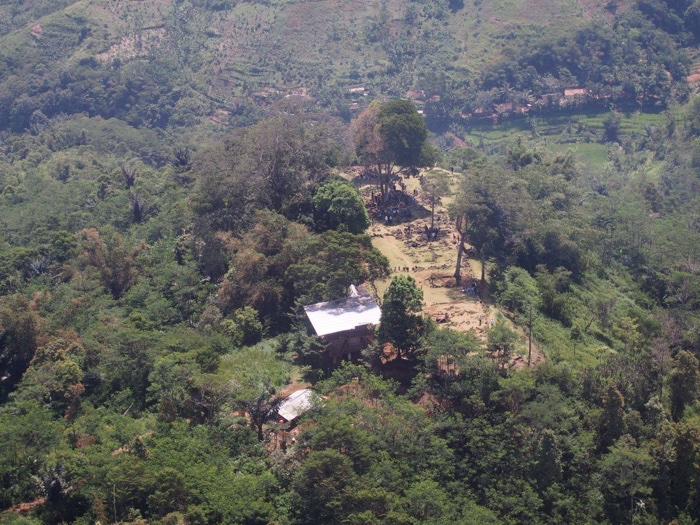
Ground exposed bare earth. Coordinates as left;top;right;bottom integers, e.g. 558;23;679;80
687;62;700;85
350;168;544;369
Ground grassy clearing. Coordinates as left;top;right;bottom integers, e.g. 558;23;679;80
531;315;602;368
550;142;610;171
463;110;668;143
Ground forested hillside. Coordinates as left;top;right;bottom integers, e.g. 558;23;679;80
1;0;700;524
1;0;697;132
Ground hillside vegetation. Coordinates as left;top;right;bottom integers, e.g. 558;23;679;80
0;0;700;524
1;0;696;133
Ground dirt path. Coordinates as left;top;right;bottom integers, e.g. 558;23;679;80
349;168;544;368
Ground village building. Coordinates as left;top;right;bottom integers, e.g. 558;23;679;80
252;88;278;100
564;86;588;97
405;89;426;102
277;389;315;424
303;286;381;366
471;106;491;119
495;102;514;115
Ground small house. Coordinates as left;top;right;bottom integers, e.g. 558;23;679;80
278;389;315;424
303;286;381;366
405;89;426;101
564;87;588;97
495;102;514;114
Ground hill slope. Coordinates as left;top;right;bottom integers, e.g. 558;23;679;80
1;0;656;131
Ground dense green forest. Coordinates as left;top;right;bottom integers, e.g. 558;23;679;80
1;0;700;524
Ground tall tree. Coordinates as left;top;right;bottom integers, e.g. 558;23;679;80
670;350;700;421
597;435;655;524
313;179;371;234
219;344;291;440
354;100;430;205
669;421;700;514
0;299;38;401
77;229;145;300
192;113;341;233
378;275;424;360
291;449;358;525
449;166;529;283
421;170;451;232
486;319;521;373
532;429;563;493
450;201;469;285
597;384;628;451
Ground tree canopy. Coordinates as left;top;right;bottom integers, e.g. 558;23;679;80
378;275;425;358
313;179;371;234
0;1;699;520
354;100;431;203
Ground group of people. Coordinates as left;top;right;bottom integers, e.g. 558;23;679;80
376;207;412;225
425;225;441;240
462;280;481;296
477;316;496;328
371;188;416;208
369;189;417;226
356;169;376;183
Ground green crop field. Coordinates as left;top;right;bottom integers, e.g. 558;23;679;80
459;109;670;171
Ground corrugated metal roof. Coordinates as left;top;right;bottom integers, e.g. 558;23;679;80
278;389;315;422
303;294;381;337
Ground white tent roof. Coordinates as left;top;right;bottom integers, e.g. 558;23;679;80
303;293;381;337
278;389;315;422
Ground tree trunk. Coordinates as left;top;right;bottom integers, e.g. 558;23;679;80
376;169;385;206
430;195;435;231
453;216;466;284
480;254;486;283
454;237;464;284
380;173;387;206
377;162;392;207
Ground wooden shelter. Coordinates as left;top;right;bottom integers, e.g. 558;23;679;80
303;286;381;366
